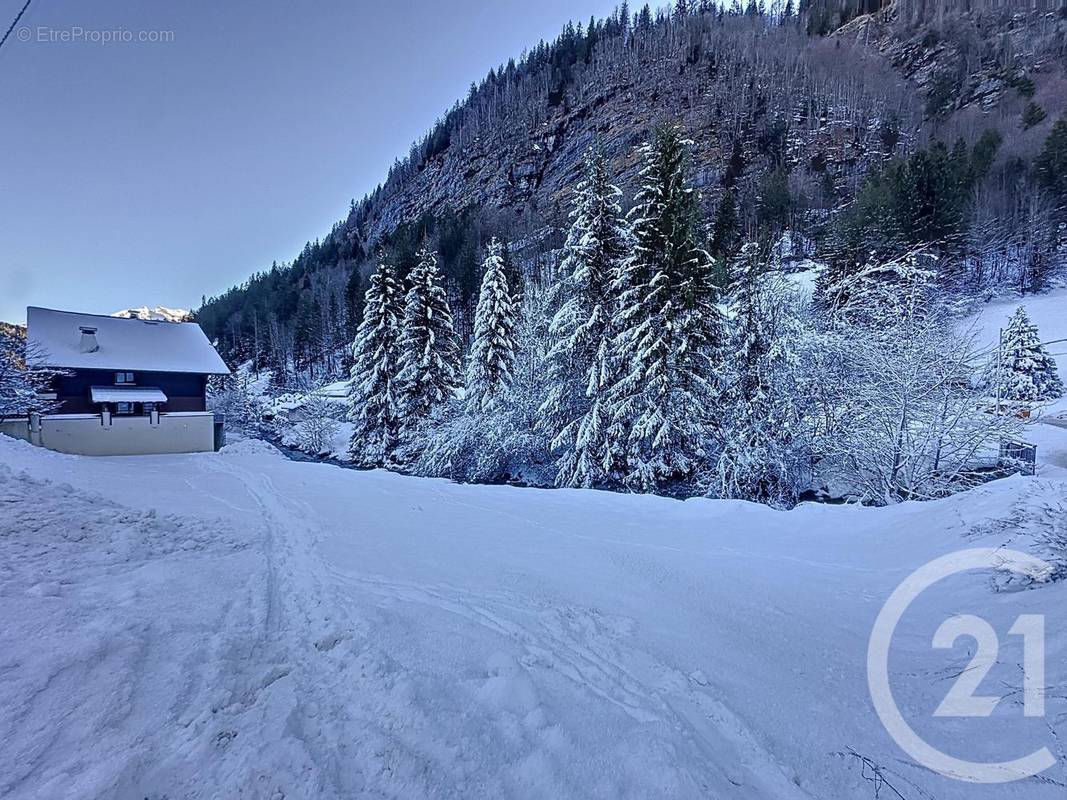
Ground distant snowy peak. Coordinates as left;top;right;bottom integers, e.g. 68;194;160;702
111;306;191;323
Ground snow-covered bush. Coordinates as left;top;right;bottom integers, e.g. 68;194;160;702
714;246;811;507
207;371;266;430
294;394;342;455
815;252;1020;504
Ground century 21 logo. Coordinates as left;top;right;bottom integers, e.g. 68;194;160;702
932;613;1045;719
867;548;1057;785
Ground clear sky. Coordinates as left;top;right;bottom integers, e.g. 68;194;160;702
0;0;623;324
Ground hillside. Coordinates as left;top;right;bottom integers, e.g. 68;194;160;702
196;0;1067;377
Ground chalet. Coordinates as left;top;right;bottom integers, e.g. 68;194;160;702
12;307;230;456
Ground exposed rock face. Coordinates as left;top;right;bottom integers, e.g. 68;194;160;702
350;25;915;250
346;6;1063;253
836;2;1067;119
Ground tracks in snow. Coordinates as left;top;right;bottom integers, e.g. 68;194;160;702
196;456;815;799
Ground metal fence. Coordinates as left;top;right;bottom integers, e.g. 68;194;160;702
999;440;1037;476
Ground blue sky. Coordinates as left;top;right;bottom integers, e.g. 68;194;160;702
0;0;623;323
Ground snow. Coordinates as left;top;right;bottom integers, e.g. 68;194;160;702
781;263;823;300
965;287;1067;365
26;307;230;375
965;286;1067;420
2;429;1066;798
89;385;168;403
110;306;191;323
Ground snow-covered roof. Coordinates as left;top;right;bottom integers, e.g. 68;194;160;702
26;307;230;374
90;386;168;403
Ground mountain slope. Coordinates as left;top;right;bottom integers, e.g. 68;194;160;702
111;306;192;323
196;1;1067;375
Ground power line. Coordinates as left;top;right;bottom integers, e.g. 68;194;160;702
0;0;33;53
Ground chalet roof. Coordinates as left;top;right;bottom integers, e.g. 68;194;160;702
26;307;230;375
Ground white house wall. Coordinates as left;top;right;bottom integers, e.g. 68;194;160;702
37;412;216;456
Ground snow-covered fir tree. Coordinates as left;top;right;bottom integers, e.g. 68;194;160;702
994;306;1064;402
0;331;42;420
607;123;724;493
541;146;630;488
466;238;518;412
396;248;461;431
715;244;807;506
409;290;551;484
347;259;404;467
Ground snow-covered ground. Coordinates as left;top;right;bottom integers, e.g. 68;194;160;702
965;287;1067;358
965;286;1067;427
2;422;1066;799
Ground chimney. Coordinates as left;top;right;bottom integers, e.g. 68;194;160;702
78;325;99;353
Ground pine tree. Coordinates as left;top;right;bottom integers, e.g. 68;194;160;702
347;259;404;466
608;123;724;493
542;147;630;488
499;242;525;309
995;306;1064;402
710;190;740;259
396;248;462;430
1035;113;1067;199
466;238;518;411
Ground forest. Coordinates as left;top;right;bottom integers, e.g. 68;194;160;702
195;0;1067;384
208;124;1064;506
192;0;1067;504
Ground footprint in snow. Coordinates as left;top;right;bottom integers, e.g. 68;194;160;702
477;651;540;715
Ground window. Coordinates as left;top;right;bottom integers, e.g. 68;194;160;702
115;402;134;415
114;372;135;385
143;402;156;415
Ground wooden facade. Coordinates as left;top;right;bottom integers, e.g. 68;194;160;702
51;369;209;415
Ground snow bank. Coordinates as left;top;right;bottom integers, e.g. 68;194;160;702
218;437;282;458
965;287;1067;363
0;460;257;799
